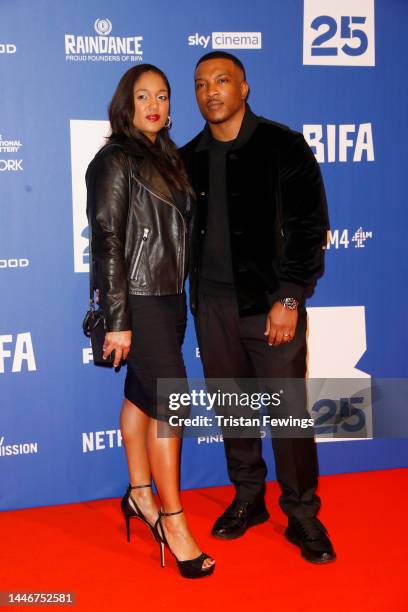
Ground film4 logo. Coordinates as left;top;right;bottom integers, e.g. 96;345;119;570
324;228;373;250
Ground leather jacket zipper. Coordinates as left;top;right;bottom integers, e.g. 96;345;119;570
133;177;186;292
131;227;150;279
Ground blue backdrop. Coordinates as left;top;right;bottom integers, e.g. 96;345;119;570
1;0;407;511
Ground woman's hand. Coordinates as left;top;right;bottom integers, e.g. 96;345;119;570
103;330;132;367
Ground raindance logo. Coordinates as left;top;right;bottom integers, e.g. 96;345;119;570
94;18;112;36
65;19;143;62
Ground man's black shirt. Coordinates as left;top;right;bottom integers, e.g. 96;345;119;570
201;137;235;293
196;107;260;296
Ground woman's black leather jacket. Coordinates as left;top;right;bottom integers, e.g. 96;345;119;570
86;137;191;331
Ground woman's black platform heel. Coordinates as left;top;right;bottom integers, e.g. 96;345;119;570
121;483;159;543
154;508;215;579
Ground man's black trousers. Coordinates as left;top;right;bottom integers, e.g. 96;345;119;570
194;292;321;519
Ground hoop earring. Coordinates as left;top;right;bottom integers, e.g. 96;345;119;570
165;115;172;129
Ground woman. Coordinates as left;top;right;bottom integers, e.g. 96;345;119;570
86;64;215;578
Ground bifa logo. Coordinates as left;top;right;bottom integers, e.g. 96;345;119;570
324;228;373;250
70;119;110;272
303;124;374;163
188;32;262;49
0;44;17;54
0;160;23;172
0;258;30;269
0;333;37;373
65;19;143;62
303;0;375;66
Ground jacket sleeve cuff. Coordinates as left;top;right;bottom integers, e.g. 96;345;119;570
108;311;132;332
276;281;306;303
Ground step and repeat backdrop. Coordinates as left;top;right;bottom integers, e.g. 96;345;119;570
1;0;407;510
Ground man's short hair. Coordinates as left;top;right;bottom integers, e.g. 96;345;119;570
195;51;246;80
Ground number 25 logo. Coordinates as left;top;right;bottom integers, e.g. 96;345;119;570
311;15;368;57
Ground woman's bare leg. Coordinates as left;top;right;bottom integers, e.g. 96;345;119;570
146;419;214;568
119;398;158;526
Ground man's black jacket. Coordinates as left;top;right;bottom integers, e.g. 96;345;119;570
180;108;329;317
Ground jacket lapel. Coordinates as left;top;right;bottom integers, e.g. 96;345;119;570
135;158;175;205
118;137;177;206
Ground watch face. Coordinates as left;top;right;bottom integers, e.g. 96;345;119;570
280;298;298;310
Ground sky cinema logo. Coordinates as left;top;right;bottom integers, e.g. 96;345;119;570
212;32;262;49
65;19;143;62
188;32;262;50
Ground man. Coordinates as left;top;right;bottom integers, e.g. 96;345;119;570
180;52;335;563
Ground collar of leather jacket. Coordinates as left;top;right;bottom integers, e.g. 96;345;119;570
109;135;144;160
106;135;177;207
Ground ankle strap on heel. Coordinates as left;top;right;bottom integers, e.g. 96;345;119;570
129;483;152;490
159;508;183;517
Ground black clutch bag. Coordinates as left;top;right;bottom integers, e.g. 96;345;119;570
82;230;114;366
82;303;114;366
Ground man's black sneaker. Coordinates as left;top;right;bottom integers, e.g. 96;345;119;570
285;516;336;563
211;497;269;540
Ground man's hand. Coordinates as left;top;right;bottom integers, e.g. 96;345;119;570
103;330;132;367
264;302;298;346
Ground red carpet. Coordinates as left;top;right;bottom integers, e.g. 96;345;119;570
2;468;407;611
